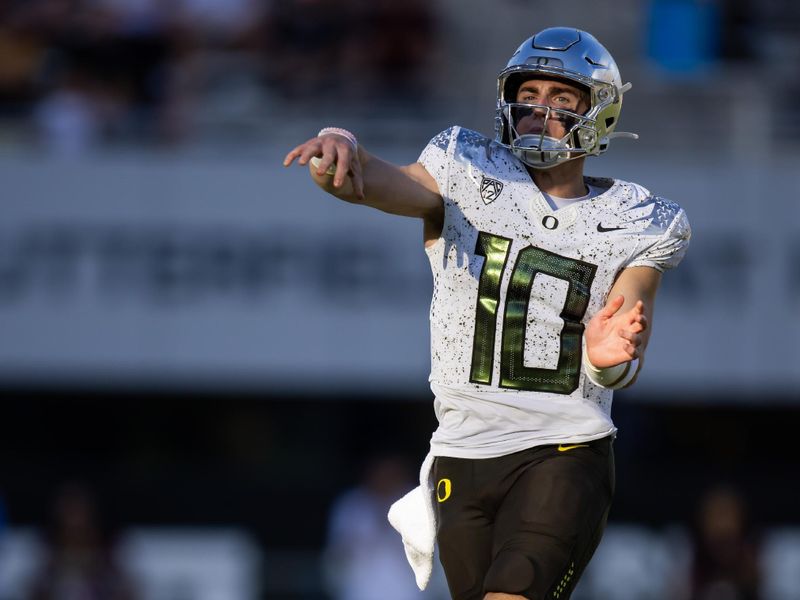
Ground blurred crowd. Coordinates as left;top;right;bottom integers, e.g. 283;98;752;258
322;470;766;600
3;0;800;153
0;0;438;152
0;474;780;599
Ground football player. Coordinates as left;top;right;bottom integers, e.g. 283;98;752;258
284;27;690;600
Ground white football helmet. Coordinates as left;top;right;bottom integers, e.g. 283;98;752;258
495;27;637;169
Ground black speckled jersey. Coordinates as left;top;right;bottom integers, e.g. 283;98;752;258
419;126;690;459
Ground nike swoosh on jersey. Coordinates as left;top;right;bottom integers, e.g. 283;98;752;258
596;224;627;232
557;444;589;452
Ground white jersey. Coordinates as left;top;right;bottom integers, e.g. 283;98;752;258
419;126;690;459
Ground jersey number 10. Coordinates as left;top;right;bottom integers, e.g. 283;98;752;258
469;232;597;394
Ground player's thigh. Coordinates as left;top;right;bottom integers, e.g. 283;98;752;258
486;438;615;599
433;455;494;600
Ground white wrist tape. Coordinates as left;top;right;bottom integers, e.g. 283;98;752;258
317;127;358;150
583;347;639;390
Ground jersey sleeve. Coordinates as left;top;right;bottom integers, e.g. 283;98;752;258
626;198;691;272
417;126;459;194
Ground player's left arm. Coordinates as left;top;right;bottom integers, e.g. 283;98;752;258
584;266;662;386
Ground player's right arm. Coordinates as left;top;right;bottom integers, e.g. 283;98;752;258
283;132;444;245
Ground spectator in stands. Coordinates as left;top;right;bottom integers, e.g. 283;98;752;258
323;455;447;600
689;484;761;600
357;0;438;105
263;0;438;109
27;482;137;600
262;0;350;100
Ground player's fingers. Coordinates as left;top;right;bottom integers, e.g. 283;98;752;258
332;145;352;187
298;141;325;166
638;314;649;332
285;137;321;166
622;301;644;321
626;312;645;329
283;144;307;166
628;320;645;334
622;304;647;328
598;294;625;318
615;339;638;358
619;330;642;346
315;148;339;176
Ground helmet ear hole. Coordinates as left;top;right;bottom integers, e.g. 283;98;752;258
605;116;615;127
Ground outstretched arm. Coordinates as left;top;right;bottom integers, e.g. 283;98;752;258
283;131;444;245
584;266;662;387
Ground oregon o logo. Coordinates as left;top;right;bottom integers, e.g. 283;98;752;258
436;478;452;502
542;215;559;230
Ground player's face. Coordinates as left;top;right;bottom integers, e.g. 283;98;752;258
514;78;589;139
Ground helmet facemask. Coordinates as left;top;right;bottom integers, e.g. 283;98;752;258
502;101;598;169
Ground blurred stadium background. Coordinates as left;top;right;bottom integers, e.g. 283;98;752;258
1;0;800;598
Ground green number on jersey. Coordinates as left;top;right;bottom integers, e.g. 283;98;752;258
469;232;597;394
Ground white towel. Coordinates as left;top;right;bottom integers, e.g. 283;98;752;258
387;452;437;590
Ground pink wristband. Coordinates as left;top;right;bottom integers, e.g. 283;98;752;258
317;127;358;150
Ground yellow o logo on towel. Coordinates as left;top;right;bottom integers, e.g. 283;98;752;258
436;478;452;502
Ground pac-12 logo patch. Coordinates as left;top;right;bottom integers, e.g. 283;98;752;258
480;177;504;204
